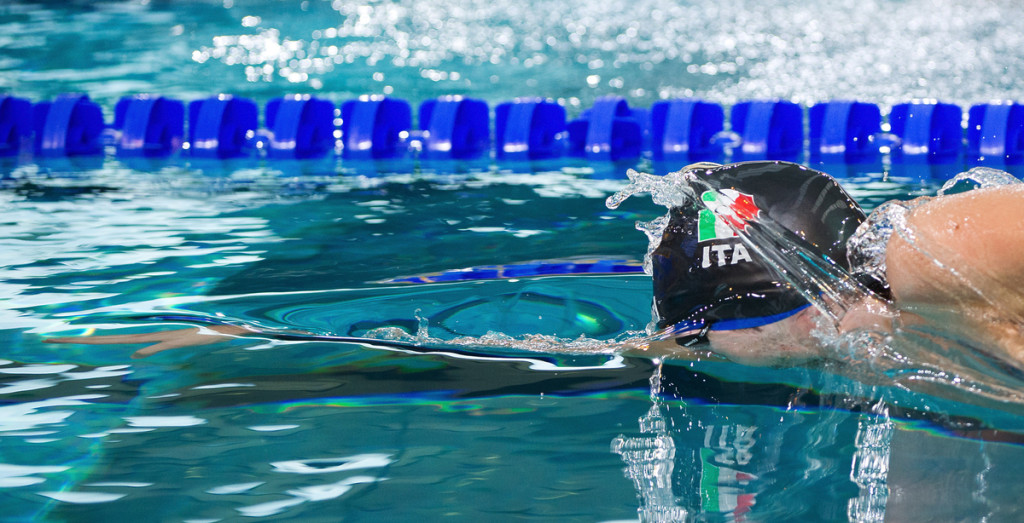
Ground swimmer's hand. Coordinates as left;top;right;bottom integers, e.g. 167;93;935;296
45;324;252;359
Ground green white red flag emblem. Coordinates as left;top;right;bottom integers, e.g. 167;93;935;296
697;189;761;242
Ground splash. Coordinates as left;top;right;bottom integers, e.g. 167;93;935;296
697;182;874;326
847;400;894;522
850;166;1024;297
846;199;922;296
848;165;1024;325
606;163;717;276
363;323;646;357
743;167;1024;405
937;165;1024;195
414;309;430;341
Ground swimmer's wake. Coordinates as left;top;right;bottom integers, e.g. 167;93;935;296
47;311;642;370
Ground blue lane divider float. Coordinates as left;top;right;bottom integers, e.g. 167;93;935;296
418;95;489;160
808;100;882;164
730;99;803;161
567;96;647;162
187;95;259;159
968;101;1024;164
494;98;566;161
340;95;411;160
8;91;1024;171
265;94;334;159
0;95;32;157
889;100;962;164
113;95;184;158
650;99;724;163
33;94;105;157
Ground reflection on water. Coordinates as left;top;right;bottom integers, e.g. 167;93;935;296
847;401;892;523
611;364;689;521
236;454;392;517
613;361;1024;522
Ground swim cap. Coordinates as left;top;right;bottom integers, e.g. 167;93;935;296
652;161;866;345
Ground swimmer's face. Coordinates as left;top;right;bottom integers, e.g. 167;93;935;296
704;306;826;367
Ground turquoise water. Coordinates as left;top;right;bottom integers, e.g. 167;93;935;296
3;1;1024;521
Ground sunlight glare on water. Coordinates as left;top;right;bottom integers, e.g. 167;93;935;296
4;0;1024;109
183;0;1024;108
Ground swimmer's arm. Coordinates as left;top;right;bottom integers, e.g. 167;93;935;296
45;324;253;359
885;185;1024;365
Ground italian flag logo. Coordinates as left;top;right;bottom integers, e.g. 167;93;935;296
700;448;757;519
697;189;761;242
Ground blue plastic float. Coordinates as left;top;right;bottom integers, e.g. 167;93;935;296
264;95;335;159
808;100;882;164
567;96;647;162
495;98;566;161
33;94;105;157
650;99;724;163
0;95;32;157
968;102;1024;165
889;101;962;164
187;95;259;159
418;95;489;160
113;95;184;158
340;96;411;160
730;100;802;161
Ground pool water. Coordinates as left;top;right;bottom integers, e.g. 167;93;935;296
3;1;1024;521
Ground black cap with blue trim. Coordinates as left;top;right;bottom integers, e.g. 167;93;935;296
652;161;866;345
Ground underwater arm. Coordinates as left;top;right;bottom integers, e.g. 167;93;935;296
45;324;252;359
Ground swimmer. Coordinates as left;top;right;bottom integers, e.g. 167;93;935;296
642;161;1024;370
47;162;1024;370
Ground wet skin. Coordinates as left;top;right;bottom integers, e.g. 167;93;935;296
885;184;1024;364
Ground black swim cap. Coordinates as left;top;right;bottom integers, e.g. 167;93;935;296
652;161;866;344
